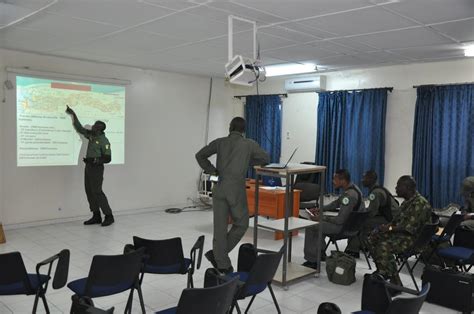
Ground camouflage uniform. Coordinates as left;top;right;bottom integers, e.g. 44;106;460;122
346;185;399;253
368;192;431;278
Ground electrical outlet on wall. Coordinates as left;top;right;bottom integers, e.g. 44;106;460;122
286;131;290;140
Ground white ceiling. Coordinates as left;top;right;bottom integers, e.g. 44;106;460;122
0;0;473;77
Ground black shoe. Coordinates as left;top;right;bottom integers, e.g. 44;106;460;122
101;215;115;226
84;213;102;225
302;261;318;270
205;250;218;268
218;266;234;275
344;250;360;259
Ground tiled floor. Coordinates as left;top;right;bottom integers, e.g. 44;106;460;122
0;207;461;313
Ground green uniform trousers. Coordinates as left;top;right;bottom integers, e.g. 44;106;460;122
212;180;249;269
85;164;112;216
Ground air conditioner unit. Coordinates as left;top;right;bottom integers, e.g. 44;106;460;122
285;76;326;93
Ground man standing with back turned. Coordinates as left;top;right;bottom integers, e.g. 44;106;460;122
66;105;114;227
195;117;269;274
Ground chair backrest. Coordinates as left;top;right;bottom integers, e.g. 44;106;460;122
341;211;370;234
133;236;185;270
52;249;70;289
407;223;439;256
439;213;465;240
85;248;144;295
295;162;318;184
241;247;284;297
386;283;430;314
0;252;32;293
176;277;239;314
189;235;205;272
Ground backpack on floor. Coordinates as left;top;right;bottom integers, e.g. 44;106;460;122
325;251;356;285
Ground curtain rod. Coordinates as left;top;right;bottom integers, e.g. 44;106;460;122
234;93;288;99
323;87;393;93
413;82;474;88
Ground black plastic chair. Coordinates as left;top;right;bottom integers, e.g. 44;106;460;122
126;235;204;288
0;249;70;313
155;277;239;314
437;246;474;272
396;222;439;291
355;280;430;314
227;246;284;314
425;212;464;264
295;162;321;208
324;211;372;269
67;248;146;314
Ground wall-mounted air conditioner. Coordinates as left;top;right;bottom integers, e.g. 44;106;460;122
285;76;326;93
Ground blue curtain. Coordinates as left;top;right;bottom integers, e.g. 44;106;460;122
245;95;282;177
412;84;474;208
316;89;389;193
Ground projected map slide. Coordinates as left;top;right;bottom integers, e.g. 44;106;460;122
17;76;125;166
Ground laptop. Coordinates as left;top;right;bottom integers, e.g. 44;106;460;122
263;148;298;169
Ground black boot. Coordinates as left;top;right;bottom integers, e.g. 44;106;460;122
84;212;102;225
101;215;115;227
205;250;218;268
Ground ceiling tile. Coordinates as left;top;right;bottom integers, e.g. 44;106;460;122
207;2;286;24
265;44;337;63
233;0;370;20
0;2;36;26
45;0;175;27
330;38;378;51
300;6;418;36
389;44;466;59
138;12;227;41
352;27;453;49
308;40;363;54
13;12;120;44
63;30;187;58
385;0;474;24
431;19;474;43
259;26;321;43
275;22;337;39
0;27;65;52
139;0;198;11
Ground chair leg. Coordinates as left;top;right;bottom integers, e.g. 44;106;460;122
363;250;372;270
125;288;135;314
268;284;281;314
234;301;241;314
405;260;420;292
187;272;194;288
244;295;256;314
32;291;40;313
137;286;146;314
334;240;339;252
40;294;50;314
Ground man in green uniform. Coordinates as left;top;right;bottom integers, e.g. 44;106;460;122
461;176;474;230
368;175;431;284
195;117;269;274
66;105;114;227
303;169;364;269
345;170;399;257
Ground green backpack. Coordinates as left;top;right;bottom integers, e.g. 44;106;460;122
326;251;356;285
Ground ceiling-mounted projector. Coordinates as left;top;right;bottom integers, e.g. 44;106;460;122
225;55;262;87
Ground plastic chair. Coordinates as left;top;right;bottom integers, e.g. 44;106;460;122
324;211;372;269
227;246;284;314
155;277;239;314
354;280;430;314
437;246;474;272
396;222;438;291
0;249;70;313
126;235;204;288
67;248;145;314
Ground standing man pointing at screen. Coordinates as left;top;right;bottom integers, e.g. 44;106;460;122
66;105;115;226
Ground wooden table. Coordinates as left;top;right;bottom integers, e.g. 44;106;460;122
246;183;301;240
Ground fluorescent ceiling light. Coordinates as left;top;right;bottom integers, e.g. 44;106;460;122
265;63;317;77
464;45;474;57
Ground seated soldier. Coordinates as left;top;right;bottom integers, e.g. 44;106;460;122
302;169;364;270
368;175;432;285
345;170;399;258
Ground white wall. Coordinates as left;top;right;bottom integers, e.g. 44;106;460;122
230;58;474;193
0;49;233;226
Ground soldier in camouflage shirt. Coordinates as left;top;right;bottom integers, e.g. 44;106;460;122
368;175;432;284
